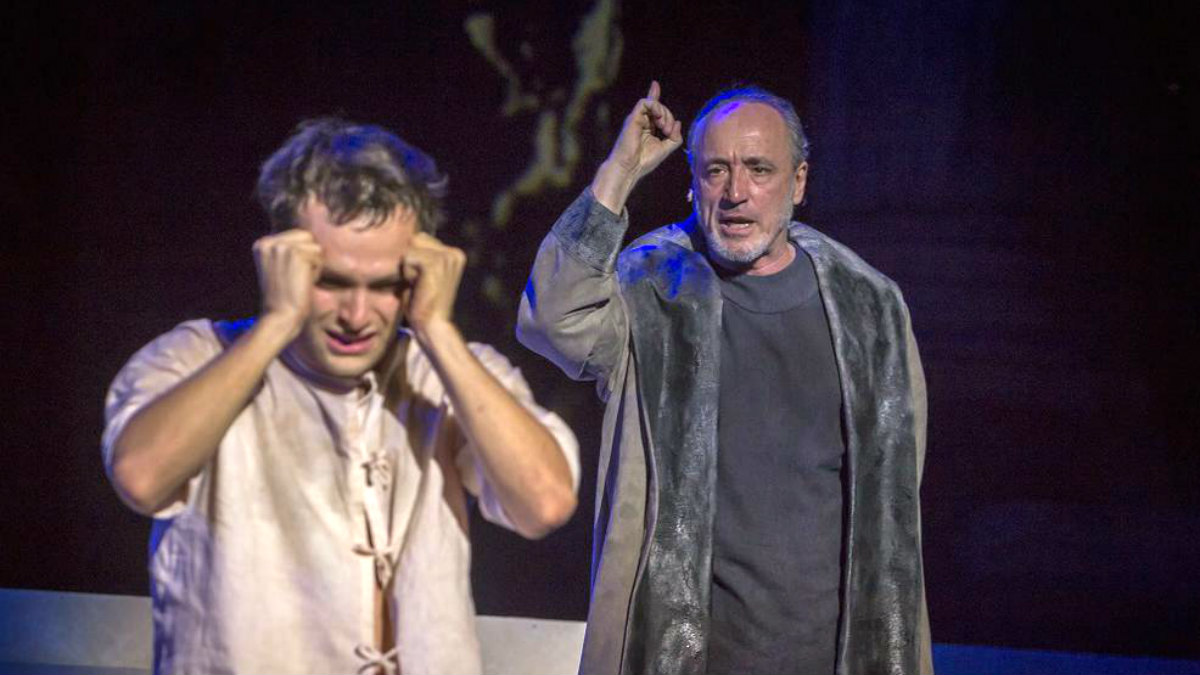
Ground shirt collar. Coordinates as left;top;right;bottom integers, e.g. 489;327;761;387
279;346;379;400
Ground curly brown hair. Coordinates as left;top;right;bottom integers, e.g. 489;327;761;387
256;117;448;234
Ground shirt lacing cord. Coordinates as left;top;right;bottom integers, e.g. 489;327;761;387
363;451;392;490
354;644;400;675
353;540;401;589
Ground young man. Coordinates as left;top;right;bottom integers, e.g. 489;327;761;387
104;119;579;675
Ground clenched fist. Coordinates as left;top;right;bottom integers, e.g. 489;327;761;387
400;232;466;336
252;229;323;336
591;80;684;213
606;80;683;182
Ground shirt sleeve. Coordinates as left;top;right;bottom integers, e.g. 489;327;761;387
453;343;581;531
101;319;223;519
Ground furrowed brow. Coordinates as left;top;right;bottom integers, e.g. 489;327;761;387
368;274;403;289
317;269;355;286
743;156;775;167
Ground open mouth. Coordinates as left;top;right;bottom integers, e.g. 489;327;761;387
719;215;755;235
325;330;376;355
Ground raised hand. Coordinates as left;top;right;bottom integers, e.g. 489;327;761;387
109;229;323;516
592;80;684;213
252;229;323;336
400;232;467;338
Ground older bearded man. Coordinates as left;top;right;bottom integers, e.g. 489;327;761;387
519;82;931;675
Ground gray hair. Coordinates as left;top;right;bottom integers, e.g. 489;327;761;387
256;117;448;233
686;85;810;168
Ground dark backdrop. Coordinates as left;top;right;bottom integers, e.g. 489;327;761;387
4;0;1198;659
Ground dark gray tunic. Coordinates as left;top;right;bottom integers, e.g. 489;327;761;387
709;247;845;675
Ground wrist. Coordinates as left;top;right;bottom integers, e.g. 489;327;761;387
255;311;304;348
411;317;464;356
591;159;637;215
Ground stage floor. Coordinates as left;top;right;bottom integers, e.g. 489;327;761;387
2;588;1197;674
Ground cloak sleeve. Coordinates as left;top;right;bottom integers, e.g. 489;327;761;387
517;189;632;402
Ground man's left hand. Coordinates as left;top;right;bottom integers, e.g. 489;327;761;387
401;232;467;336
398;234;576;540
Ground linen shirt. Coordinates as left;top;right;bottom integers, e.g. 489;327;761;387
102;319;580;675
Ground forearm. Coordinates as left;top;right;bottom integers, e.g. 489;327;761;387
110;315;295;514
415;321;576;539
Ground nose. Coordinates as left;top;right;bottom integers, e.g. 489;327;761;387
338;288;370;331
724;165;749;205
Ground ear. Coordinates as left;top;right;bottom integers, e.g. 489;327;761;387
792;162;809;206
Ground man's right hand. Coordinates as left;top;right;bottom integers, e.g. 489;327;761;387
591;80;683;214
109;229;323;516
252;229;323;337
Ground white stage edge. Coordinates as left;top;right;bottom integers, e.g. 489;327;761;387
5;588;1200;675
0;588;584;675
